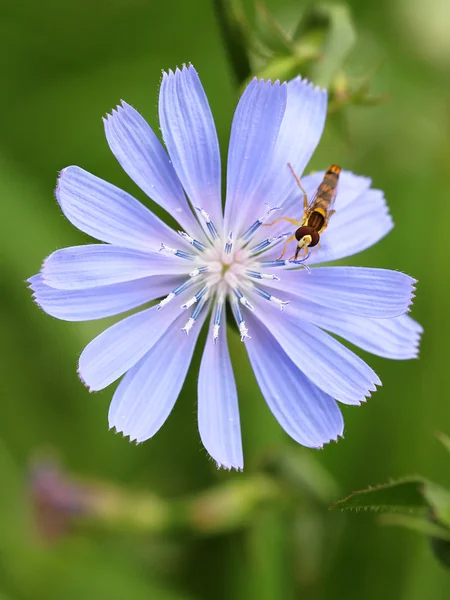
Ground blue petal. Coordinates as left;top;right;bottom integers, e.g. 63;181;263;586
78;300;184;391
287;297;422;360
309;188;393;265
57;166;189;252
159;66;223;230
255;78;327;207
104;102;203;238
109;309;207;443
256;171;392;263
224;78;287;235
42;245;192;290
251;296;380;405
198;306;243;470
244;312;343;448
28;272;180;321
268;267;416;318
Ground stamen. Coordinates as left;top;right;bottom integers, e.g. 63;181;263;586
181;317;195;335
258;259;291;268
249;232;292;255
288;259;311;274
242;204;281;241
224;231;233;255
182;284;209;309
246;270;280;281
178;231;207;252
253;287;290;311
213;294;225;344
231;297;251;342
233;287;254;311
181;294;209;335
189;266;209;278
196;207;218;240
158;279;194;310
159;243;195;261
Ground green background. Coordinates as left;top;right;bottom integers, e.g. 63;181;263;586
1;0;449;598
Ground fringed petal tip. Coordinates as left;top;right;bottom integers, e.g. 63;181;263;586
26;273;40;288
103;100;133;122
77;367;96;393
248;77;286;89
290;74;328;95
161;63;196;80
109;425;144;446
318;430;346;450
55;167;68;204
214;459;244;472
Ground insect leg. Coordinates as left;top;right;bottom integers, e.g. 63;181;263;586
277;235;295;261
287;163;308;211
262;216;302;227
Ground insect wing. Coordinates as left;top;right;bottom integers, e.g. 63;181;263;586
308;168;340;214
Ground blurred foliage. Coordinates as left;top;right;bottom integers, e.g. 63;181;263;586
331;434;450;567
1;0;450;599
216;0;387;137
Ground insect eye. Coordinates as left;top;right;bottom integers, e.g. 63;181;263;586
295;226;314;242
294;227;320;247
309;230;320;247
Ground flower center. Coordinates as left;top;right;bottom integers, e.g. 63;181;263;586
157;205;308;342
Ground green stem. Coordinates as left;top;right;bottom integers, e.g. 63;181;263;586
213;0;252;85
82;475;282;536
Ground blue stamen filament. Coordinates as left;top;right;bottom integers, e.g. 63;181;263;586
178;231;207;252
231;297;250;341
242;205;281;241
159;243;195;261
196;207;218;240
224;232;233;255
181;293;209;335
253;286;290;311
182;284;209;309
258;259;290;268
250;232;292;255
213;296;225;344
246;270;280;281
233;287;254;311
158;279;194;310
189;266;209;277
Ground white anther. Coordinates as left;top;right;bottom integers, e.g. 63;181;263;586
261;204;281;222
158;292;175;309
181;318;195;335
159;243;177;255
239;322;251;341
213;324;220;343
270;297;290;311
239;296;254;311
196;207;211;223
182;296;197;309
178;231;194;244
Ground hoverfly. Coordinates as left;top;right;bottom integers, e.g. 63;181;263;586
264;164;340;261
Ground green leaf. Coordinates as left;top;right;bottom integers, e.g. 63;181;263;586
430;536;450;569
329;477;429;513
424;483;450;528
308;4;357;88
260;447;339;505
254;0;296;57
379;513;450;542
436;431;450;454
251;55;311;85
